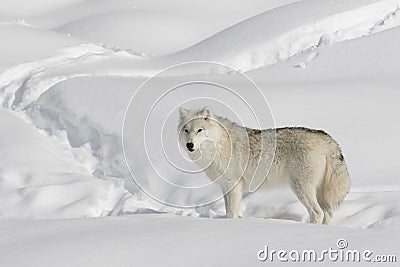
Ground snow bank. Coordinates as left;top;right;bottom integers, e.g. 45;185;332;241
0;109;136;218
247;18;400;82
170;0;400;71
20;0;399;76
0;23;84;71
56;12;214;56
1;0;301;55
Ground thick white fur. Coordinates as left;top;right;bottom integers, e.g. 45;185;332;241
178;107;350;224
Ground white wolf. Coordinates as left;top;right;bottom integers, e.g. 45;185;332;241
178;107;350;224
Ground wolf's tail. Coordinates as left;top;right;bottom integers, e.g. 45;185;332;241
322;147;350;208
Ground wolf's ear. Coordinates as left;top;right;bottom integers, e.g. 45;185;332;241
202;106;213;120
179;107;190;119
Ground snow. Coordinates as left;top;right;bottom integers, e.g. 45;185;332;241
0;108;140;218
0;23;85;71
248;25;400;81
0;0;399;266
0;215;399;267
9;0;397;76
1;0;302;55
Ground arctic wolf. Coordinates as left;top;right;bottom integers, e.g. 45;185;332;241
178;107;350;224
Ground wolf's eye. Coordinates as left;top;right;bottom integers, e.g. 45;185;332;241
184;129;189;133
197;128;203;133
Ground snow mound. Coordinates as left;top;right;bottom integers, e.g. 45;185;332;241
56;12;211;56
169;0;400;71
1;0;301;55
0;108;139;219
51;0;302;55
0;23;85;71
248;25;400;82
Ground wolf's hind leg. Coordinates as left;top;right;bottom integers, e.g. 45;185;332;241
291;180;324;224
317;193;333;224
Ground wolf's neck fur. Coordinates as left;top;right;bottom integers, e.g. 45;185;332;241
200;115;243;181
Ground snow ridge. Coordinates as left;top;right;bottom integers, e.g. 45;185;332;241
0;44;111;108
173;0;400;72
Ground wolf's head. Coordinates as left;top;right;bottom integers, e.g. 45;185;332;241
178;107;226;154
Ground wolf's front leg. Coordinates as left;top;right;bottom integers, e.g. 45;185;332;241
223;181;243;218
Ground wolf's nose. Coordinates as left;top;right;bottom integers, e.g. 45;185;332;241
186;142;194;150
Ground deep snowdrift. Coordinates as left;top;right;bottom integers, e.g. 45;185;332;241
167;0;400;71
0;108;133;218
